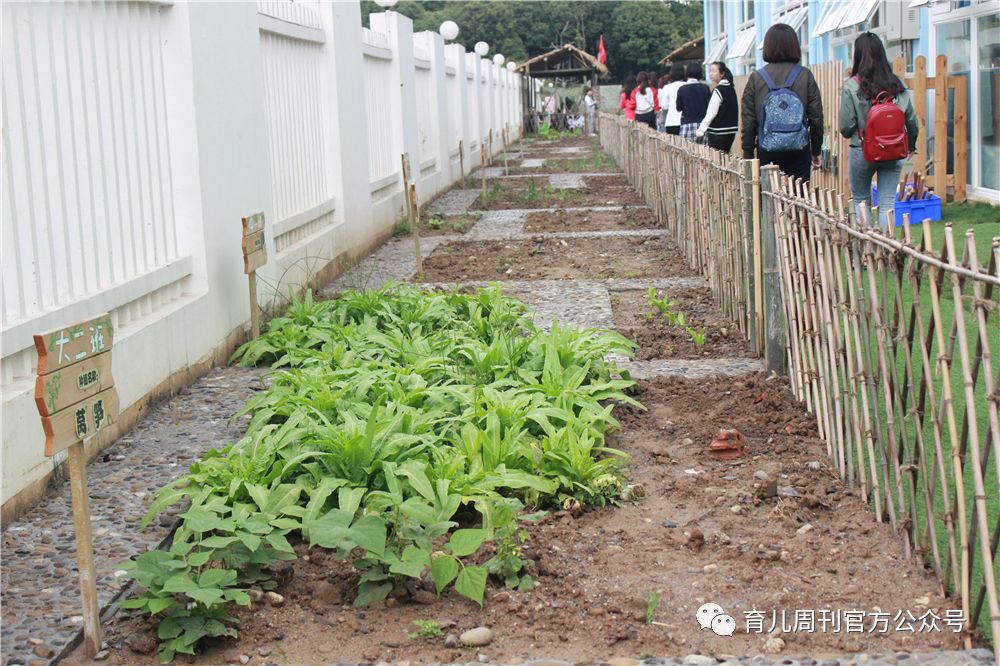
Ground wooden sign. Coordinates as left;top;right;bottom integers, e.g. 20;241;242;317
35;351;114;417
241;213;266;338
34;314;114;376
242;212;267;274
33;315;117;657
41;387;119;457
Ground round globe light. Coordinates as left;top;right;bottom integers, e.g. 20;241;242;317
506;62;516;70
492;54;505;66
474;41;489;57
373;0;397;6
439;20;459;41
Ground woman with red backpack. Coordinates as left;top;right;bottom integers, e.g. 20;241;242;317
840;32;919;230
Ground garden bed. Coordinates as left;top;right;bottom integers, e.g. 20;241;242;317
417;236;694;282
472;178;645;210
523;208;657;233
392;212;481;237
610;288;753;360
82;374;967;664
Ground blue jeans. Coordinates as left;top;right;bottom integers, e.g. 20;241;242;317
848;146;903;230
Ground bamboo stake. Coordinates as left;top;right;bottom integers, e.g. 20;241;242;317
410;184;422;278
480;144;486;201
459;139;465;187
502;129;509;176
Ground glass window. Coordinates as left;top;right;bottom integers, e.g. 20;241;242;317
747;1;755;22
978;13;999;190
937;20;972;185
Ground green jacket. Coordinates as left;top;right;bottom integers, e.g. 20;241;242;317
839;76;919;151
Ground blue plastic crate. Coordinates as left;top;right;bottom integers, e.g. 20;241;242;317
872;185;942;226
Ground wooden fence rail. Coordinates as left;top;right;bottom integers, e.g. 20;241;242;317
599;111;999;658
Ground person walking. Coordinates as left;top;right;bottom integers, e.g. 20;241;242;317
662;63;685;135
633;73;657;130
676;63;711;142
840;32;919;230
740;23;823;181
620;75;637;121
656;74;670;132
696;61;738;153
584;87;598;136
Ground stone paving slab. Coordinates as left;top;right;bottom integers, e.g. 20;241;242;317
323;235;455;293
426;188;479;215
514;652;996;666
613;356;766;379
0;366;266;666
520;158;545;167
548;173;586;189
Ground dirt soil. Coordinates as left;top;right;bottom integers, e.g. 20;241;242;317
524;208;657;233
417;236;696;282
611;288;754;360
585;175;633;188
82;374;967;665
473;178;645;210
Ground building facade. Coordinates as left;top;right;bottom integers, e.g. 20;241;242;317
702;0;998;199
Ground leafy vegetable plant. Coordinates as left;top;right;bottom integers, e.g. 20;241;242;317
646;287;706;346
127;284;642;659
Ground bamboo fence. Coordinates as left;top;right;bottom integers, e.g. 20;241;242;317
603;114;763;351
764;167;998;656
599;110;999;657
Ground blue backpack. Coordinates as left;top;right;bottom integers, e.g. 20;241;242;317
757;65;809;152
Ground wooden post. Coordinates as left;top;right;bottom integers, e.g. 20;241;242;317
488;129;493;165
480;144;486;201
759;165;786;375
241;213;266;339
409;184;423;277
912;56;927;176
752;159;763;351
248;274;260;339
953;76;967;202
68;439;102;656
459;140;465;187
934;55;948;200
33;315;120;659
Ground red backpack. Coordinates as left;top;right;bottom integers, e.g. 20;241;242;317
858;84;908;162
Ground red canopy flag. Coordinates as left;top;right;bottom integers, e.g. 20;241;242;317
598;35;607;65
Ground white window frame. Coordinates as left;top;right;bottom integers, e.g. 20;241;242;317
928;6;999;199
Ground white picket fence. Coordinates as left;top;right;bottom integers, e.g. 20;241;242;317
0;0;523;516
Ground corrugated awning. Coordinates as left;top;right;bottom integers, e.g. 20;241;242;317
760;6;809;49
838;0;880;30
813;2;849;36
727;27;757;61
705;36;728;63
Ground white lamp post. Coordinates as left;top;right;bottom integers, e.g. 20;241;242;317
492;54;505;66
474;41;489;57
439;20;459;41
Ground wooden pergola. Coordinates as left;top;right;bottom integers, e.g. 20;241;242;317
515;44;609;131
660;36;704;66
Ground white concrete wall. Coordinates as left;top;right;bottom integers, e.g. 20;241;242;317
0;0;522;511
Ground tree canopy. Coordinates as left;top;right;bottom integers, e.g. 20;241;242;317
359;1;703;82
